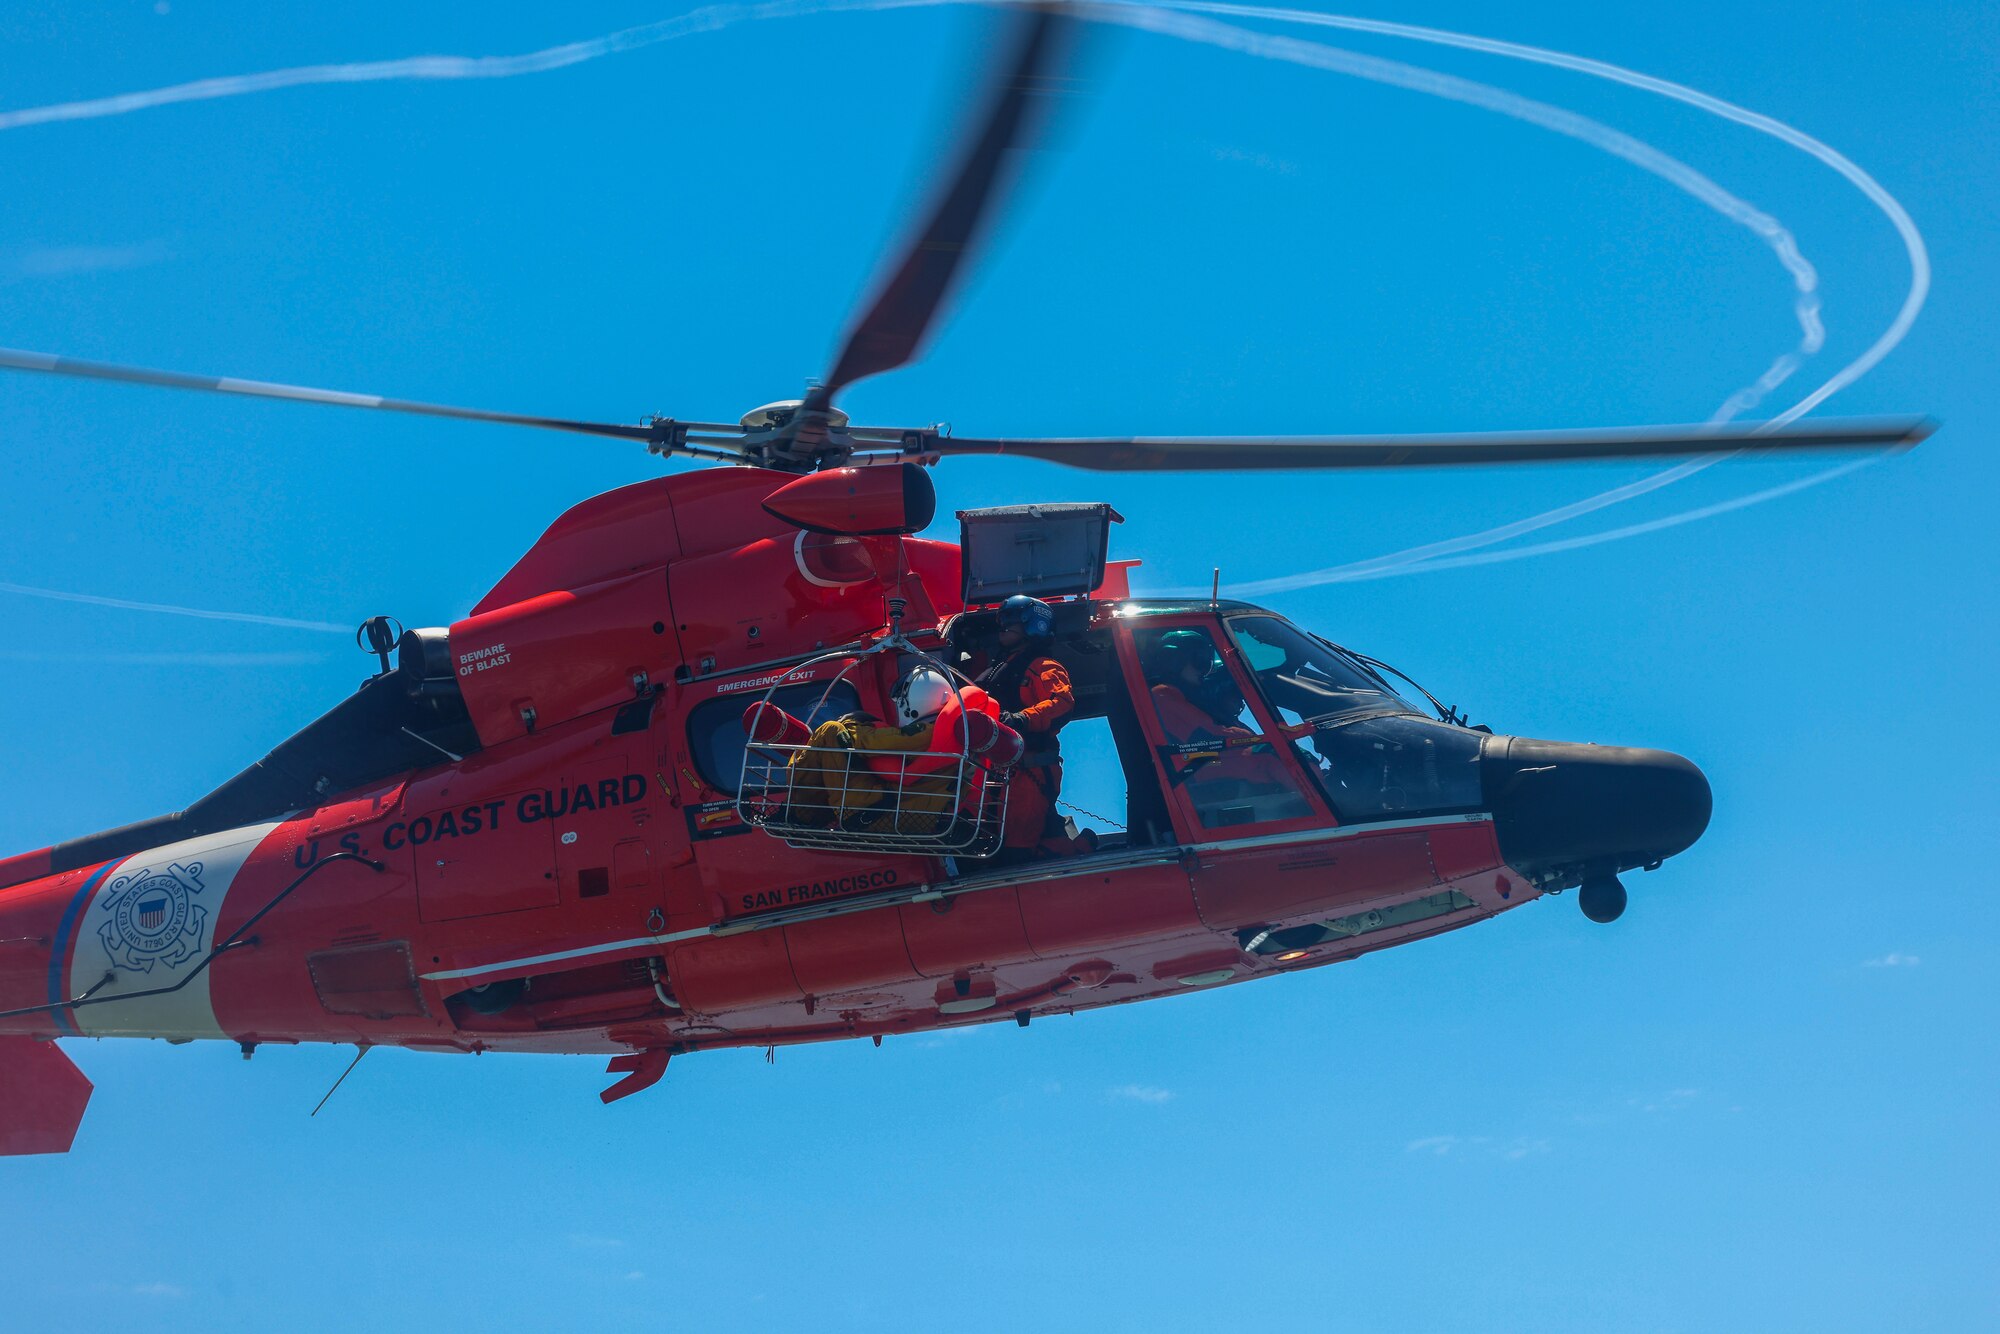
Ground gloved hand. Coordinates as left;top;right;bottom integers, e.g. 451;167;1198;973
1001;711;1027;732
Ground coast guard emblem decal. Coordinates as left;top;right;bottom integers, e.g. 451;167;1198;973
96;862;208;973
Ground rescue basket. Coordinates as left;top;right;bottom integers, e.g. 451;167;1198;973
733;638;1019;858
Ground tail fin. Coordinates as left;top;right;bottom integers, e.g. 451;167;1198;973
0;1036;92;1155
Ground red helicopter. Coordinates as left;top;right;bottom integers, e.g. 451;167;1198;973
0;6;1929;1156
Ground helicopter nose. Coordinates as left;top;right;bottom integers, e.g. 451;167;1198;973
1481;736;1712;876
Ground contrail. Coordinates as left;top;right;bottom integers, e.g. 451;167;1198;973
0;0;1841;437
1325;454;1881;580
1145;1;1928;586
0;1;1922;615
0;648;333;666
0;0;887;636
1086;2;1825;425
0;0;899;133
1078;2;1847;596
1224;458;1713;597
0;581;351;633
1162;0;1928;429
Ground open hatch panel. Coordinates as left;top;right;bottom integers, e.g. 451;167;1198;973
958;503;1121;604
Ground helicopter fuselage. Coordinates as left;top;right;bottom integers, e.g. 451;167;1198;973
0;465;1708;1153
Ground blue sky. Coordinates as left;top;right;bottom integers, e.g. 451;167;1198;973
2;2;1995;1329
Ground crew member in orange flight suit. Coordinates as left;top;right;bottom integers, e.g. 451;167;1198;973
970;596;1092;859
1145;629;1303;815
1146;630;1251;744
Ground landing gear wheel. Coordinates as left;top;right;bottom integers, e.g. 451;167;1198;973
459;978;526;1015
1579;874;1627;924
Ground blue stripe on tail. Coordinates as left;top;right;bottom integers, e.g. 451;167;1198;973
45;860;117;1035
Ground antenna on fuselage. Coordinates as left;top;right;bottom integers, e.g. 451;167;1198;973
355;616;402;677
310;1043;371;1118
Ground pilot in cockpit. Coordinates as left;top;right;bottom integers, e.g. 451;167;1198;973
1145;630;1253;744
1143;627;1313;827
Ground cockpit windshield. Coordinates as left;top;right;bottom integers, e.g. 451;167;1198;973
1224;612;1482;824
1226;615;1426;728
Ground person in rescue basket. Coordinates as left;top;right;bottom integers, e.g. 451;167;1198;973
971;596;1094;861
787;671;951;830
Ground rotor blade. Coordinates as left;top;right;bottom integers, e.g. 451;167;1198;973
0;345;724;444
810;3;1079;408
926;418;1937;471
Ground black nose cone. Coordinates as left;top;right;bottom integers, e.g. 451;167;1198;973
1481;735;1712;877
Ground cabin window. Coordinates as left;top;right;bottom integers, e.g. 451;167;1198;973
687;680;862;795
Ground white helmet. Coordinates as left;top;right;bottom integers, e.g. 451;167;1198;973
893;666;954;726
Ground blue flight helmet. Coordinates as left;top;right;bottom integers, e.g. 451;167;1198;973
997;594;1055;640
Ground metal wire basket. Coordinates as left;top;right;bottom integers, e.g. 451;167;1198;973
738;744;1012;857
732;606;1016;858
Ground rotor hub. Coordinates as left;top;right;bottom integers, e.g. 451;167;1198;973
739;400;849;432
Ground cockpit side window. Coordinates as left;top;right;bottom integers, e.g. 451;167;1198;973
1135;626;1257;742
1132;625;1315;830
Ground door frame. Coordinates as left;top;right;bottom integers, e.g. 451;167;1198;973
1110;614;1334;846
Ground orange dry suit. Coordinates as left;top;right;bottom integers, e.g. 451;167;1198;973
976;648;1076;850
